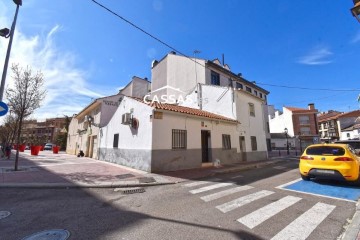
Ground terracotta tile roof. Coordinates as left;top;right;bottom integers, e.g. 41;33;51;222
132;98;238;123
318;110;360;123
343;123;360;131
338;110;360;118
284;106;318;113
318;111;343;123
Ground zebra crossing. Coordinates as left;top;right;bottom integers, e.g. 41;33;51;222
182;180;338;240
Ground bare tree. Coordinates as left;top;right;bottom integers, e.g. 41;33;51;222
0;114;18;148
6;64;46;170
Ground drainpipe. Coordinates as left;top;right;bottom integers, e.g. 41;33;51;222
198;83;202;110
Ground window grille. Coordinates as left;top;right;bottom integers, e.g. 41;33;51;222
172;129;187;149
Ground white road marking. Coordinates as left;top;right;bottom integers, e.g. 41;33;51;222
276;178;302;189
200;185;254;202
216;190;274;213
182;179;220;188
237;196;302;229
190;183;233;194
231;175;244;179
271;202;336;240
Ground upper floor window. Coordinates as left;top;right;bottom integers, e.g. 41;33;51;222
236;82;243;89
246;86;252;93
254;90;258;96
259;93;263;98
300;127;311;135
249;103;255;117
299;115;310;125
211;71;220;85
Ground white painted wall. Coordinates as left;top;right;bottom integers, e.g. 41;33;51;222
100;97;153;149
269;107;294;136
151;53;206;100
181;85;268;153
152;111;237;150
341;129;360;140
235;90;267;152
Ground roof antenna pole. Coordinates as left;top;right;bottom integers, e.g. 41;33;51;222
194;50;201;108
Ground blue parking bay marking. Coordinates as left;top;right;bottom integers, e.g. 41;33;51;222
276;179;360;202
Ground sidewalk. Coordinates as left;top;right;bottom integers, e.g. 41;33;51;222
0;150;288;188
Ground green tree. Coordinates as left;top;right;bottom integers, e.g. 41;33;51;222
6;64;46;170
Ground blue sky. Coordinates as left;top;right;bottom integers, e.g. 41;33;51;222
1;0;360;120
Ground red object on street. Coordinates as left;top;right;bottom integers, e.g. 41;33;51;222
52;146;59;154
30;146;40;156
18;144;26;152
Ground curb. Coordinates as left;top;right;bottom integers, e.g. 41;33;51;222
341;200;360;240
209;159;287;176
0;181;176;189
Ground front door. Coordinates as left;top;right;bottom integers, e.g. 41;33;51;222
239;136;246;161
201;130;210;163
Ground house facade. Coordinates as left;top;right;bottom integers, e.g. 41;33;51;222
318;110;360;141
66;94;121;158
98;96;238;172
150;52;270;162
268;104;319;151
21;117;67;145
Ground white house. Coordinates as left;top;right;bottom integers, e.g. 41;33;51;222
67;94;122;158
98;96;238;172
149;52;270;161
66;76;151;158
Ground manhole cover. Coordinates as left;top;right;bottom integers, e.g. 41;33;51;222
22;229;70;240
138;177;156;183
0;211;11;219
115;174;135;179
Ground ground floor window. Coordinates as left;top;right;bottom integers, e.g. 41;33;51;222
113;133;119;148
251;136;257;151
222;134;231;149
172;129;187;149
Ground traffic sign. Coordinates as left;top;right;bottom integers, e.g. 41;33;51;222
0;101;9;116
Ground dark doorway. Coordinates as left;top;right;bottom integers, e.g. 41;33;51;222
201;130;211;163
239;136;246;161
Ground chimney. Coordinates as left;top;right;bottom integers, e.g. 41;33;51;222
308;103;315;110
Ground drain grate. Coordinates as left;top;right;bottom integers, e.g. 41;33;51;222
114;187;145;194
0;211;11;220
22;229;70;240
115;174;135;179
138;177;156;183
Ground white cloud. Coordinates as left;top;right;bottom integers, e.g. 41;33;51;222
0;16;108;120
297;47;333;65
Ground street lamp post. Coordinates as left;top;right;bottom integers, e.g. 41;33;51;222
284;128;289;155
0;0;22;102
298;132;303;153
351;0;360;23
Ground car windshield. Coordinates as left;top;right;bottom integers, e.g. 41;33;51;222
306;146;345;156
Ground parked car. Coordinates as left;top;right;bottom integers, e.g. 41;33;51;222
44;143;55;150
335;140;360;155
299;143;360;183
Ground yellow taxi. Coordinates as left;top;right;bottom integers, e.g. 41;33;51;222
299;143;360;182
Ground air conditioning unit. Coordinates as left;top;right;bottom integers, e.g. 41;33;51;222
121;113;132;125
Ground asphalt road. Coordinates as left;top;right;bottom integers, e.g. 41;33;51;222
0;160;357;240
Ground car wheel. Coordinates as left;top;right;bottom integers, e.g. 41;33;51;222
301;174;310;181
